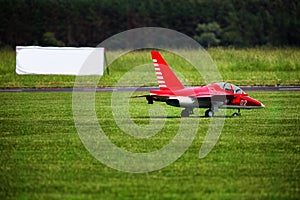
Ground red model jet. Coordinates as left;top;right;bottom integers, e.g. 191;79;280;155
140;51;264;117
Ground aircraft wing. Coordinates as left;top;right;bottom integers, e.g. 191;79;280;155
131;94;150;98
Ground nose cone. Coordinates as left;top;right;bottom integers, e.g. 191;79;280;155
246;97;265;108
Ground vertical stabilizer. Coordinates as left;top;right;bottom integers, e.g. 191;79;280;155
151;51;185;90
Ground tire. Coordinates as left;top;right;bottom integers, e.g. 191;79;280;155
181;109;189;117
232;112;241;117
205;109;214;117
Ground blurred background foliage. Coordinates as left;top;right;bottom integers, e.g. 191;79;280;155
0;0;299;48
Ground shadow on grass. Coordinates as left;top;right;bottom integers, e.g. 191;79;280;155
133;115;235;119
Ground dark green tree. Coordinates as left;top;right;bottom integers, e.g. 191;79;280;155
0;0;299;47
194;22;222;47
42;32;65;46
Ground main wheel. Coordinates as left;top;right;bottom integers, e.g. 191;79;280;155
181;109;190;117
205;109;214;117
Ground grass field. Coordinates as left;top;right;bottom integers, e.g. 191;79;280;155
0;91;299;199
0;48;300;88
0;47;299;199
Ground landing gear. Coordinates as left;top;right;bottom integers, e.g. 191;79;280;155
205;109;214;117
146;96;153;104
232;109;241;117
232;112;241;117
181;108;193;117
181;109;189;117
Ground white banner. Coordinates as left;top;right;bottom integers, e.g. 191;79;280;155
16;46;105;75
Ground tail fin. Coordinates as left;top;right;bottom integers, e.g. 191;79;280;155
151;51;185;90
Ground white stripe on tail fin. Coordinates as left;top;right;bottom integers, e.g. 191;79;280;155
151;51;185;90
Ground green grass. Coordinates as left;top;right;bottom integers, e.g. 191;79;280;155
0;91;299;199
0;48;299;88
208;48;300;86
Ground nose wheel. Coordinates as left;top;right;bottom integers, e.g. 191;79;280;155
232;109;241;117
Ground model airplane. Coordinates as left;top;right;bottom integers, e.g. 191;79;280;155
136;51;264;117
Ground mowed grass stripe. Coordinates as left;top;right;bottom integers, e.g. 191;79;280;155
0;48;299;88
0;91;299;199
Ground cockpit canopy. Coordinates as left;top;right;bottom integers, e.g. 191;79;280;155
215;82;245;94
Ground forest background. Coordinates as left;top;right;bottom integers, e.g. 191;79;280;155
0;0;299;48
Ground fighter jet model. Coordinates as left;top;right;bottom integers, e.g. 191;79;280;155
138;51;264;117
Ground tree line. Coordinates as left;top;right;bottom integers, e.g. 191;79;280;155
0;0;299;48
